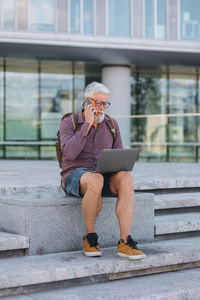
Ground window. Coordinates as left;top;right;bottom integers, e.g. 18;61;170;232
156;0;166;39
30;0;55;32
180;0;200;40
108;0;130;36
2;0;15;31
70;0;80;33
84;0;93;34
145;0;154;38
5;58;39;142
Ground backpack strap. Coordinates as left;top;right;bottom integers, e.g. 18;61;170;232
105;114;117;148
71;113;80;132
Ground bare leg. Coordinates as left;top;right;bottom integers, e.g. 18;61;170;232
80;172;103;234
110;171;135;242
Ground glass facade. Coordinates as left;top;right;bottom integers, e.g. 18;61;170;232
0;57;100;159
70;0;80;33
156;0;166;39
0;0;199;41
145;0;154;38
180;0;200;40
131;65;200;162
0;58;200;162
83;0;94;34
108;0;130;36
2;0;15;31
30;0;55;32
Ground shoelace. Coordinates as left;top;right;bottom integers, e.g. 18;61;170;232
87;233;99;248
89;239;99;248
126;236;138;249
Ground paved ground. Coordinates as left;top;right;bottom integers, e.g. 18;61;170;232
0;160;200;192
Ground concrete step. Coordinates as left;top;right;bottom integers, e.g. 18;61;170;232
155;212;200;236
3;268;200;300
0;232;29;258
154;192;200;210
0;192;154;255
0;236;200;297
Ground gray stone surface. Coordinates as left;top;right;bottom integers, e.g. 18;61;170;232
3;268;200;300
1;161;200;195
154;192;200;210
155;212;200;235
0;192;154;255
0;232;29;251
0;236;200;292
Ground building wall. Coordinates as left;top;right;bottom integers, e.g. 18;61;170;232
0;0;200;162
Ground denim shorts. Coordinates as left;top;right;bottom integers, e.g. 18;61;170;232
64;167;117;198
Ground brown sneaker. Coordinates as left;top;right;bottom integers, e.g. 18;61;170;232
82;232;101;257
117;235;146;260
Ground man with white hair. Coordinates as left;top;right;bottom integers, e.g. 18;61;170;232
60;81;145;260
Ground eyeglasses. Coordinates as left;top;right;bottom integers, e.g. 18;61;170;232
89;98;111;108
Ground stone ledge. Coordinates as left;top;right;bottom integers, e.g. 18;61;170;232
0;192;154;255
2;268;200;300
154;192;200;210
155;212;200;235
0;237;200;293
0;232;29;251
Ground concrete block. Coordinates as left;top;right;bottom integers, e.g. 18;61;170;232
0;232;29;251
0;192;154;255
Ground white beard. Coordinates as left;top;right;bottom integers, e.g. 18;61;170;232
94;110;105;123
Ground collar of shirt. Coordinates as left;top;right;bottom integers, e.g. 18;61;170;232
78;110;110;124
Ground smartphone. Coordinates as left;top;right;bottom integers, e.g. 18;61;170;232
82;98;91;108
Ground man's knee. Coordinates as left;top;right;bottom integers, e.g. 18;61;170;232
81;172;104;194
113;171;134;192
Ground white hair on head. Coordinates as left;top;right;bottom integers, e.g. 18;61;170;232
84;81;110;98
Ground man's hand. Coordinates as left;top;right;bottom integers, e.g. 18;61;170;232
84;103;97;126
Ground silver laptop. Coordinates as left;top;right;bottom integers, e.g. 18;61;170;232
95;148;140;174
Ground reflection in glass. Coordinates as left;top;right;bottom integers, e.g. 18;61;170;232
40;60;73;140
145;0;154;38
2;0;15;30
156;0;166;39
131;67;168;160
70;0;80;33
84;0;93;34
96;0;106;35
180;0;200;40
57;0;68;32
30;0;55;32
6;146;38;159
6;58;39;141
17;0;28;31
169;66;196;160
74;62;85;112
169;146;195;162
108;0;130;36
131;67;167;139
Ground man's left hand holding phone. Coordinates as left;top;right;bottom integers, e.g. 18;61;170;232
82;98;97;135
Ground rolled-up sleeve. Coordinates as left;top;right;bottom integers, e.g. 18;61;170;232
60;117;93;161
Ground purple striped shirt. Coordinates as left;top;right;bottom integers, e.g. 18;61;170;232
60;111;123;186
